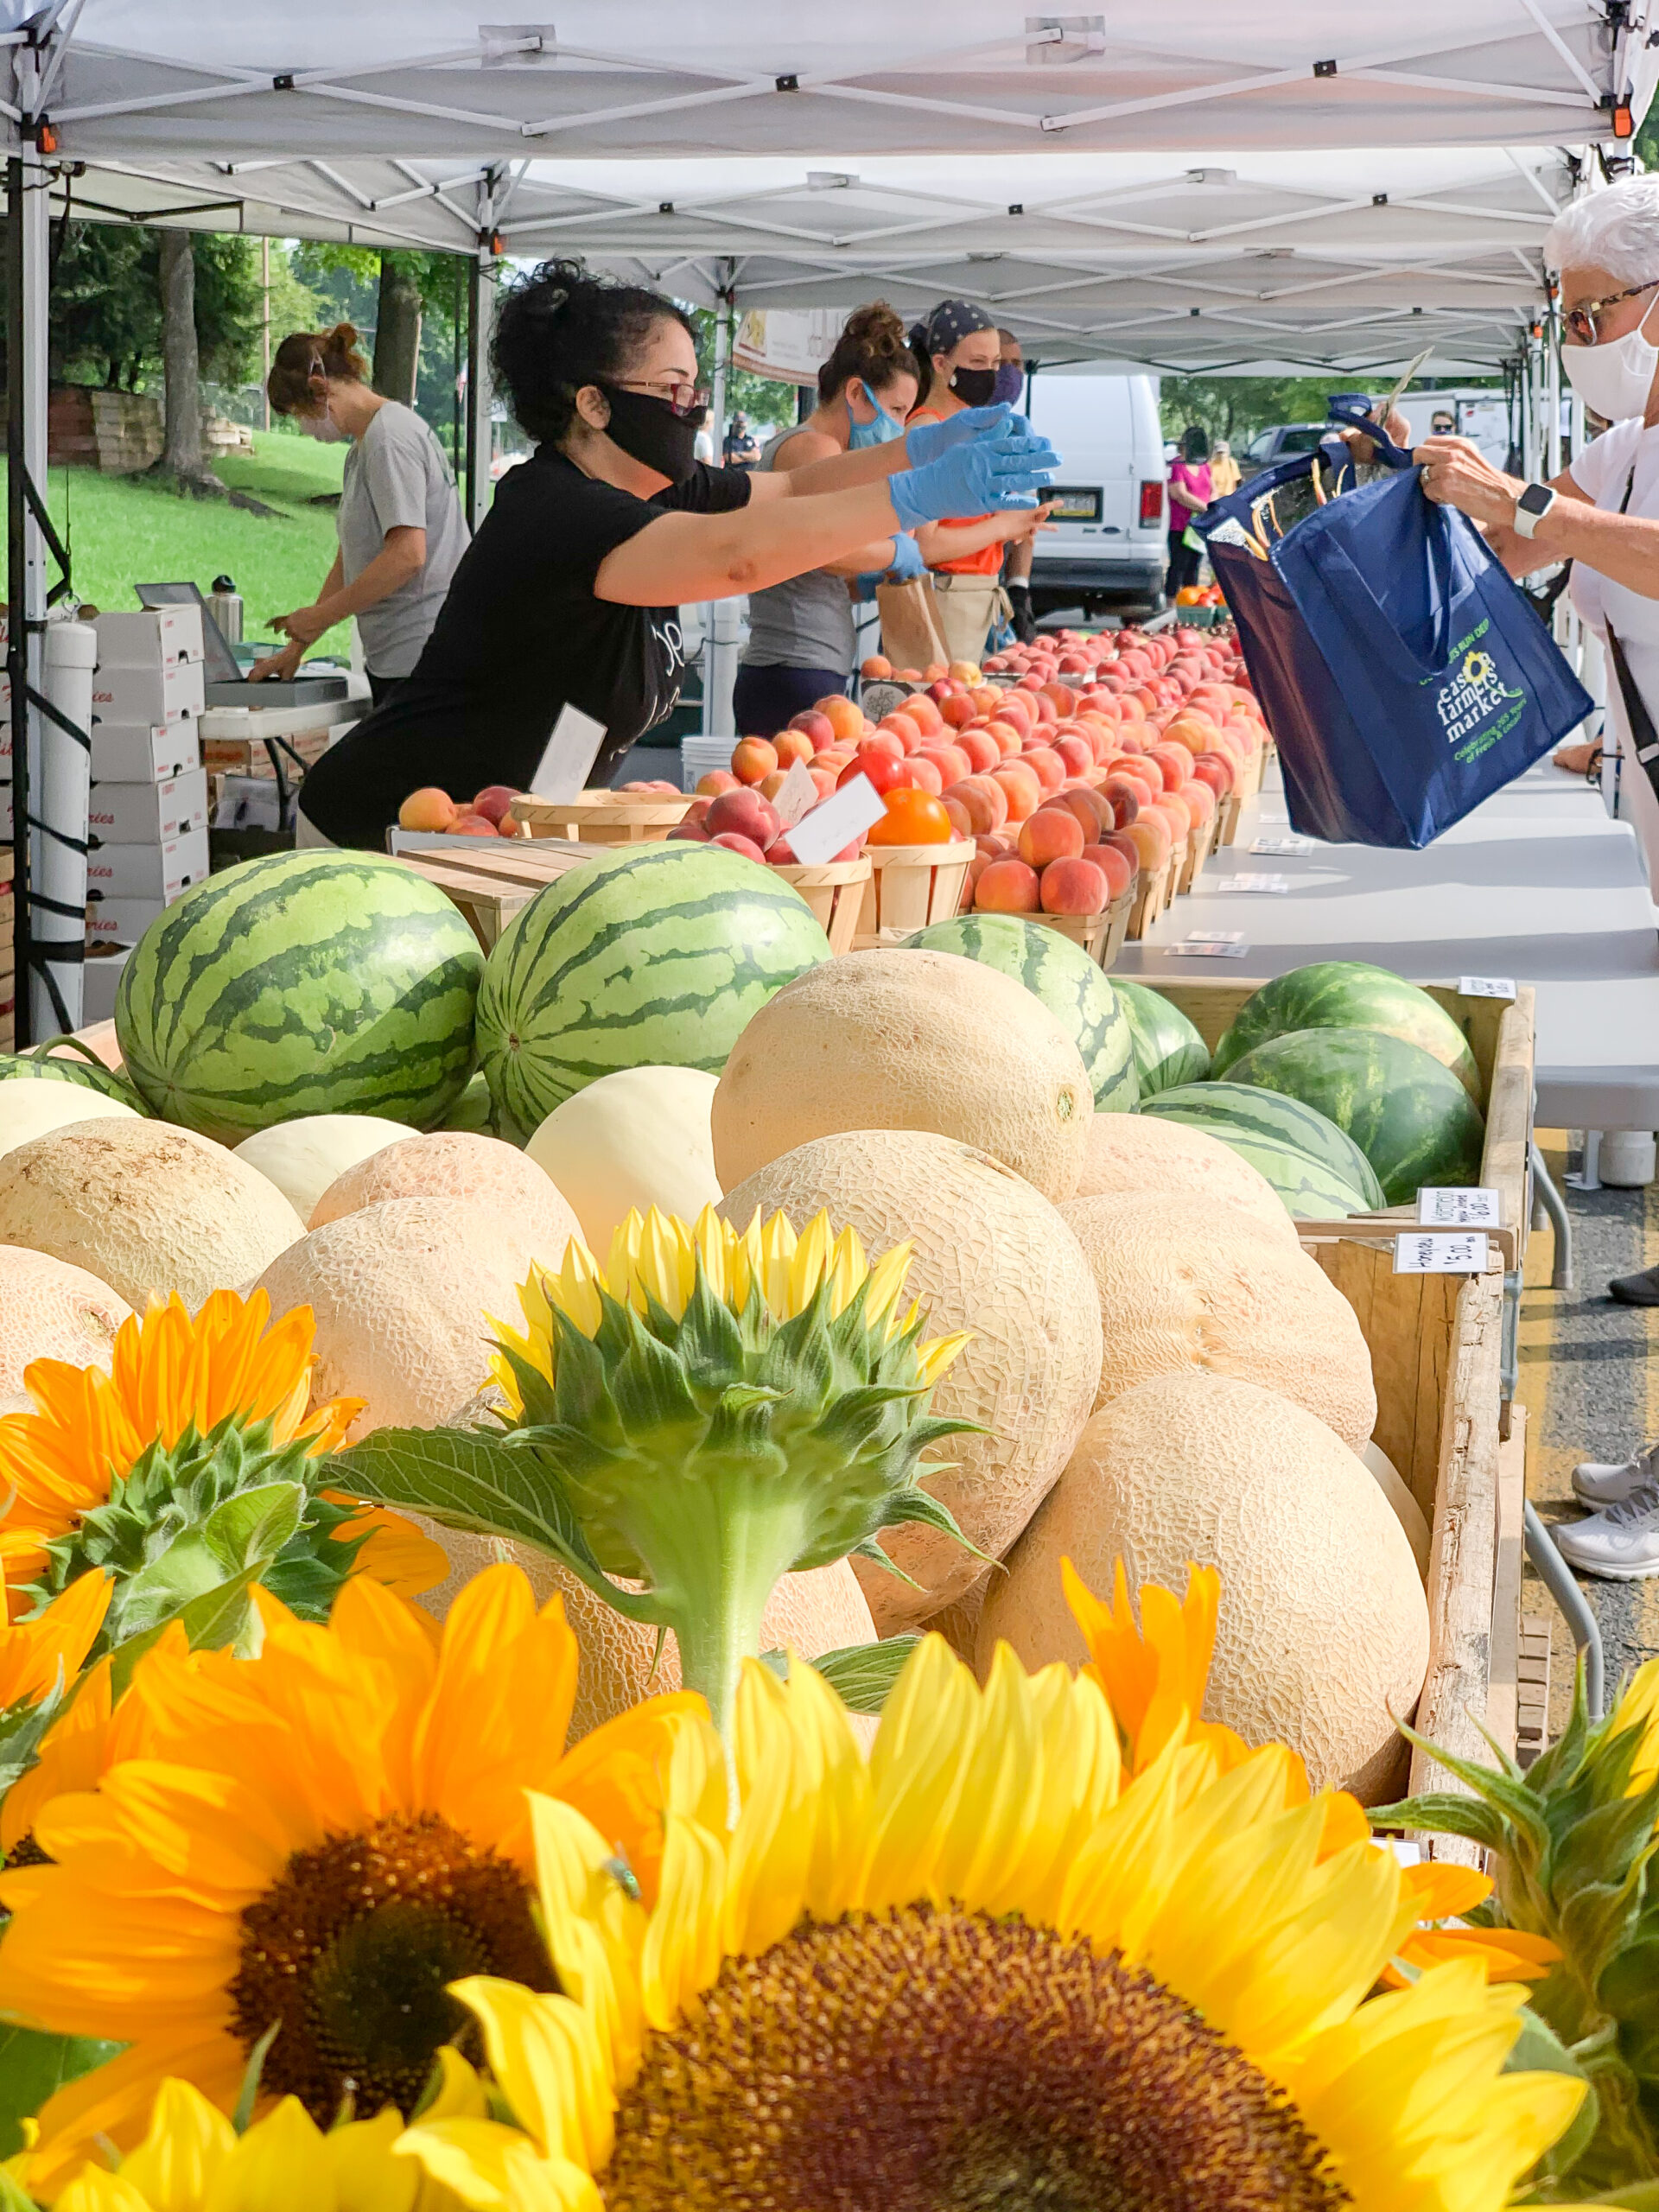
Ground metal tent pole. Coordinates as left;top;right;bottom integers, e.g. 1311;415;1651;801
6;135;53;1046
701;272;738;741
463;167;501;535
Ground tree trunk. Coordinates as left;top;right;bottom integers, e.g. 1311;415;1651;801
145;230;222;496
373;255;423;407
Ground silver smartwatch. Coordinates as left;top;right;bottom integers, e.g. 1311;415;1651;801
1513;482;1557;539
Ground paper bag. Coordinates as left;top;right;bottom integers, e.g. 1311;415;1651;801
876;578;950;673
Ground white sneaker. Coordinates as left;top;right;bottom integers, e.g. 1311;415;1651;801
1555;1479;1659;1580
1573;1446;1656;1504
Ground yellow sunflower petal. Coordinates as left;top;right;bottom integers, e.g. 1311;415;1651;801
324;2106;426;2212
724;1653;870;1953
396;2120;601;2212
422;2049;492;2125
1401;1860;1493;1922
119;2076;237;2210
857;1632;980;1911
54;2173;152;2212
526;1793;647;2090
0;1568;111;1710
204;2095;336;2212
451;1978;613;2174
638;1812;728;2030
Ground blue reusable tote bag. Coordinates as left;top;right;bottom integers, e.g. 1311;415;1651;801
1197;432;1592;849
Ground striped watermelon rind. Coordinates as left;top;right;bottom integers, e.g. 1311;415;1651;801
476;843;833;1142
1141;1081;1385;1213
1222;1027;1485;1205
114;850;484;1144
0;1043;149;1113
1212;960;1481;1099
1109;979;1211;1096
899;914;1137;1112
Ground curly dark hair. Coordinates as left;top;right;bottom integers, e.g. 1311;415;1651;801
815;301;917;406
490;258;696;444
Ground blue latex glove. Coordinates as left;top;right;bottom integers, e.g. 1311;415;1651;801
854;531;926;600
903;403;1011;466
888;420;1059;531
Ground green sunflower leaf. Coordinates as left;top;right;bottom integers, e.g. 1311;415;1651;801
0;1691;66;1797
1366;1790;1513;1854
1505;2005;1600;2185
200;1480;306;1575
877;1484;993;1563
0;2028;123;2160
810;1637;923;1715
107;1559;268;1699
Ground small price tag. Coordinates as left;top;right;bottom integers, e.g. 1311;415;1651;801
1249;836;1313;855
1459;976;1516;1001
1213;873;1290;894
529;702;608;800
1393;1231;1491;1274
785;772;889;865
1183;930;1245;944
1417;1186;1502;1227
770;758;820;830
1171;938;1249;958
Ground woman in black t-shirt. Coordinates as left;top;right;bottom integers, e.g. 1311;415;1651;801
297;262;1058;849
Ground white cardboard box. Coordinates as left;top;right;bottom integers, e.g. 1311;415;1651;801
92;658;205;729
91;715;200;784
86;827;209;903
90;768;209;844
86;894;175;945
81;947;131;1025
93;607;205;670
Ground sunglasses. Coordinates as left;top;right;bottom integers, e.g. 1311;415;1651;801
1564;281;1659;346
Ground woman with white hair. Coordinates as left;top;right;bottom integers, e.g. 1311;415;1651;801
1416;174;1659;1534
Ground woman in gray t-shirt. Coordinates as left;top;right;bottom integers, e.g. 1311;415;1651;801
252;322;469;702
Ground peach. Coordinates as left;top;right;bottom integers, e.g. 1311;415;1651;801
759;770;789;800
1190;751;1235;799
899;755;944;797
944;778;1006;836
917;743;971;789
989;761;1043;823
955;728;1001;775
449;811;498;836
397;786;458;832
808;764;839;802
1040;855;1110;916
941;795;973;839
706;789;781;847
948;658;982;684
981;720;1024;760
668;820;711;842
975;830;1015;861
840;752;909;796
1099;775;1143;829
1018;806;1085;869
1020;745;1065;795
963;849;995;905
1147;744;1192;792
974;856;1042;914
1079;841;1135;902
1052;734;1095;780
923;661;948;683
940;692;979;730
1052;784;1112;842
709;831;767;863
860;653;893;680
1122;817;1172;872
731;738;779;786
772;728;816;770
880;711;924;753
906;694;944;739
859;732;906;768
470;784;519;825
817;695;865;745
788;709;836;750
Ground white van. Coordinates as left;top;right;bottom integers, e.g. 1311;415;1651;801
1023;370;1168;619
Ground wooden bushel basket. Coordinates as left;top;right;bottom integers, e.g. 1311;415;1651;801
1024;881;1137;971
1126;850;1174;939
767;856;872;955
852;842;975;946
509;791;693;844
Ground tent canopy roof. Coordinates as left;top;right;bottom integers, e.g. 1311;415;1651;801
27;2;1653;161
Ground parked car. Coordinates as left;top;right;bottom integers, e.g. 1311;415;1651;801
1023;371;1168;619
1236;423;1329;482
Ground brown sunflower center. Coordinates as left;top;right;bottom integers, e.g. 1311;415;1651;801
601;1904;1348;2212
229;1809;556;2123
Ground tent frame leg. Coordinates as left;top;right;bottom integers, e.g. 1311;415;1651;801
6;139;51;1047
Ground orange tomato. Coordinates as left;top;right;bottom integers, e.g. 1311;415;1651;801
866;787;955;846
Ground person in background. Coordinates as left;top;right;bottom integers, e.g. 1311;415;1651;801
1209;437;1241;500
1430;407;1457;437
254;322;468;705
722;411;760;470
996;327;1038;641
1166;424;1212;596
906;299;1045;663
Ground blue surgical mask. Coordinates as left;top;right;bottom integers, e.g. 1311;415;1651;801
992;359;1025;407
847;379;906;448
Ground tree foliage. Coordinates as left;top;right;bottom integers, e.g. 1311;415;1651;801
687;308;799;433
41;225;265;391
1156;373;1343;446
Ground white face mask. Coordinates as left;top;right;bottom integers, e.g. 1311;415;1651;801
1562;295;1659;423
302;409;346;444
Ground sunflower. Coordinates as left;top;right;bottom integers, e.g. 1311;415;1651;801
0;1571;111;1716
398;1623;1584;2212
0;1566;717;2195
46;2062;487;2212
0;1290;444;1626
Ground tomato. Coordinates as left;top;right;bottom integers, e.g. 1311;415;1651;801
866;786;955;846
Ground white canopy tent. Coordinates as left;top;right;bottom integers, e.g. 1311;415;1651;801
0;1;1650;1040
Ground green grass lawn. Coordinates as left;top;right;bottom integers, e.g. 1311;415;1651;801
6;429;357;658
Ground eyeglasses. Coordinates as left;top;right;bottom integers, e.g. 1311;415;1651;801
1564;282;1659;346
610;374;704;417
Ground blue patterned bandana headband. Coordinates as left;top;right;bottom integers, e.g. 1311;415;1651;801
910;298;997;358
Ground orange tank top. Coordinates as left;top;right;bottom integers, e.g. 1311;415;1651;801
909;407;1007;575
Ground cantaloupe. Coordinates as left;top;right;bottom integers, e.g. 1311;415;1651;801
0;1081;137;1163
0;1119;305;1311
1057;1189;1376;1450
525;1066;723;1250
977;1370;1429;1801
712;948;1091;1203
1363;1440;1430;1578
719;1128;1102;1629
415;1531;874;1739
0;1247;132;1408
308;1131;582;1267
1074;1110;1297;1241
253;1197;541;1439
232;1114;416;1224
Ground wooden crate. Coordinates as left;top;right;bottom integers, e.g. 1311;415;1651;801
771;856;871;954
1149;977;1535;1820
1125;850;1173;939
852;842;975;944
510;792;693;844
1216;791;1243;848
1175;820;1211;896
394;839;610;950
1025;881;1137;970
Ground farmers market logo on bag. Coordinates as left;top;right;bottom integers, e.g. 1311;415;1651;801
1427;619;1528;763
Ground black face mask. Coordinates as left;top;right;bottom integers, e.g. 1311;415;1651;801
948;365;999;408
596;383;705;483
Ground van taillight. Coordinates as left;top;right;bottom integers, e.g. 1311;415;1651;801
1139;480;1164;526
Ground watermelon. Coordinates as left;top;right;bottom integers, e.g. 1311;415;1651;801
477;843;832;1141
1110;979;1211;1096
900;914;1137;1112
114;851;484;1143
1213;960;1480;1099
0;1040;147;1113
1141;1082;1384;1216
1222;1027;1485;1204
